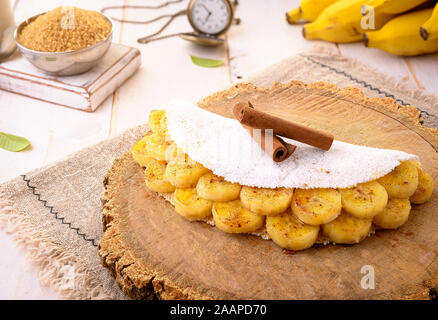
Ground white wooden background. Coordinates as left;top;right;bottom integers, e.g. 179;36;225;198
0;0;437;299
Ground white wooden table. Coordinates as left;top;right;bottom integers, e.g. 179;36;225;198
0;0;437;299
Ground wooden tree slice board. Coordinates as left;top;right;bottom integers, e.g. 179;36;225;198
99;81;438;300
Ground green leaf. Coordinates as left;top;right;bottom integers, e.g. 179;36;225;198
190;55;224;68
0;132;31;152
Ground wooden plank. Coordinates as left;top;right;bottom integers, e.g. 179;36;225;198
0;44;141;112
107;0;231;135
226;0;337;83
404;54;438;97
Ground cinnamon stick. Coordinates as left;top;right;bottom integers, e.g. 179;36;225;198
233;101;334;151
244;126;296;162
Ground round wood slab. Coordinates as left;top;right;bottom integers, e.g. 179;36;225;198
99;82;438;300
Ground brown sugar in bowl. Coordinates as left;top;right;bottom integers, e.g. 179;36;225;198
14;7;113;76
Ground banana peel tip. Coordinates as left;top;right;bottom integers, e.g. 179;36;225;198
420;27;428;40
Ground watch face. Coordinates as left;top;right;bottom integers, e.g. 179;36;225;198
190;0;231;35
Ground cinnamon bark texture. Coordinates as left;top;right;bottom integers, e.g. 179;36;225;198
233;101;334;151
244;126;296;162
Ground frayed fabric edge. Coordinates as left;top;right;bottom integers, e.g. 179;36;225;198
0;187;113;300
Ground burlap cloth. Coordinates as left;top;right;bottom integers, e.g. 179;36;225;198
1;45;437;299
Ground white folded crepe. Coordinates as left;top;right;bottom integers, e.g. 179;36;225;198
164;99;417;189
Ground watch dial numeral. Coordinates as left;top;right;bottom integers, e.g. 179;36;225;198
192;0;230;34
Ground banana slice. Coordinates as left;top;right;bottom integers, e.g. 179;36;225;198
339;181;388;219
240;187;293;216
173;188;213;221
291;188;342;225
131;135;154;167
144;132;172;161
378;161;419;198
196;173;241;202
410;167;434;204
165;158;210;188
322;211;372;244
373;198;411;229
165;143;186;163
266;210;320;251
212;200;265;234
148;110;167;134
144;159;175;193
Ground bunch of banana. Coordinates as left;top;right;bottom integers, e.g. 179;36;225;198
420;3;438;40
286;0;341;24
302;0;395;43
364;8;438;56
364;0;430;15
285;0;438;56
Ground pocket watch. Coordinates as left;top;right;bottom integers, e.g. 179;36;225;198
181;0;235;46
102;0;237;46
188;0;234;36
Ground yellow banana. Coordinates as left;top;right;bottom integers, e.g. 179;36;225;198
339;180;388;219
212;200;265;234
240;187;293;216
148;110;167;134
303;0;394;43
420;3;438;40
373;198;411;229
322;211;372;244
286;0;341;24
291;188;342;225
173;188;213;221
196;172;241;202
164;143;186;163
131;134;154;167
266;209;320;251
410;166;434;204
378;161;419;198
144;159;175;193
165;158;210;188
364;8;438;56
144;132;172;161
364;0;430;15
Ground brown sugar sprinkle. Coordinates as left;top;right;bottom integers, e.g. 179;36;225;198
18;6;111;52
